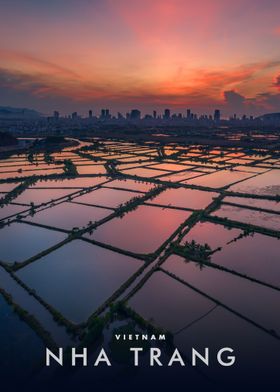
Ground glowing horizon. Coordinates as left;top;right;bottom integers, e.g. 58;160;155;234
0;0;280;116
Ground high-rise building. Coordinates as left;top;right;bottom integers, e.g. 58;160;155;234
187;109;191;119
53;110;59;119
214;109;221;122
130;109;141;120
71;112;77;119
89;110;93;118
153;110;157;119
164;109;170;119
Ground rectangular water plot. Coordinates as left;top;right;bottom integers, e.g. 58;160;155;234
0;183;17;193
229;170;280;196
72;187;138;208
128;270;214;332
150;163;192;172
16;240;143;323
182;221;242;250
104;179;155;192
212;204;280;231
85;205;191;254
223;196;280;212
31;177;106;189
150;188;218;210
0;222;66;264
186;170;254;188
174;305;280;385
0;293;44;379
211;233;280;287
76;165;107;175
0;168;65;180
121;167;168;178
163;255;280;336
158;170;202;183
24;202;111;230
13;188;79;206
0;203;30;221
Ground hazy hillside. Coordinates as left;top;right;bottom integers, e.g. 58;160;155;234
0;106;41;119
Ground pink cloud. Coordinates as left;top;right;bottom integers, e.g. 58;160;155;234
109;0;223;49
273;74;280;89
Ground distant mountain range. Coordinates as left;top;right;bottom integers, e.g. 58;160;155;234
257;112;280;120
0;106;41;118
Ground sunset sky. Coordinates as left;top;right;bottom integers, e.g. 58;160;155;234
0;0;280;116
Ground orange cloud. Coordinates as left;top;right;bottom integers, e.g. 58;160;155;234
0;59;276;103
273;74;280;89
0;49;80;80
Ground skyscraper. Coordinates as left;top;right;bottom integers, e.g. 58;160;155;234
214;109;221;122
164;109;171;119
130;109;141;120
53;111;59;119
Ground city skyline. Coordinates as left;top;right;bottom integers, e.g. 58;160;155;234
0;0;280;115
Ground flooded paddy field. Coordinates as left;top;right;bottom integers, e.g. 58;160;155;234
0;137;279;384
212;204;280;231
150;188;218;209
181;221;242;249
72;187;139;208
185;169;255;188
0;267;71;346
30;177;106;189
0;222;66;263
162;255;280;331
0;203;30;221
0;293;44;380
103;178;155;192
223;195;280;212
85;205;192;254
13;188;81;206
24;202;112;230
229;169;280;195
16;240;143;323
128;270;214;332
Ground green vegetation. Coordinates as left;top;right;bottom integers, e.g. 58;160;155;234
27;152;35;163
0;288;57;350
44;151;54;164
1;136;280;361
80;316;105;347
0;176;37;206
63;159;78;176
177;240;213;262
115;185;168;218
110;302;173;346
0;264;80;336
